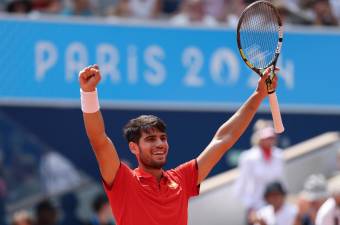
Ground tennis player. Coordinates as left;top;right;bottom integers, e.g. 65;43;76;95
78;64;278;225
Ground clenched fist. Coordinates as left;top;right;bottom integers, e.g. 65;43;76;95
79;65;101;92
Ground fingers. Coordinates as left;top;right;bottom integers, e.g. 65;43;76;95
78;65;101;91
79;65;98;77
270;74;278;90
262;66;280;78
79;65;100;81
257;66;279;95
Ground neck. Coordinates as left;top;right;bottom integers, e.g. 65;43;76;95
261;146;272;161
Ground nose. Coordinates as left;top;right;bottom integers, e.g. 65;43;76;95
156;138;166;148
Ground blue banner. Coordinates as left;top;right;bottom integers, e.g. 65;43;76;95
0;16;339;112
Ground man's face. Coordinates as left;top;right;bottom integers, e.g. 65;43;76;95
259;136;277;149
265;192;285;210
135;129;169;170
309;198;326;210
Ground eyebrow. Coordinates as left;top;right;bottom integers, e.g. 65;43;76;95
144;133;167;139
144;134;156;139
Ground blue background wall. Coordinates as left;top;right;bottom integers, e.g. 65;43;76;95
0;17;339;180
1;106;339;180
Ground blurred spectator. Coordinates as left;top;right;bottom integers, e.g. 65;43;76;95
249;181;299;225
224;0;248;27
0;0;4;10
273;0;313;25
233;119;286;224
39;148;82;195
128;0;161;19
204;0;227;22
273;1;294;24
301;0;338;26
10;210;34;225
35;199;59;225
244;0;257;5
283;0;301;11
32;0;50;10
86;193;115;225
106;0;130;18
60;192;85;225
162;0;180;15
6;0;32;13
62;0;94;16
329;0;340;23
31;0;62;14
297;174;329;225
170;0;218;26
315;175;340;225
95;0;118;16
108;0;161;19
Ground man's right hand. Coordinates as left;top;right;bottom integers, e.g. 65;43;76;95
79;65;101;92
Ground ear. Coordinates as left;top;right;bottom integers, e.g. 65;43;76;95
129;142;139;155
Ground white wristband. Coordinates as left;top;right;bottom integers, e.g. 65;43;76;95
80;89;100;113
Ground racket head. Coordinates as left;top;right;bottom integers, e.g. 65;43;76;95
237;0;283;75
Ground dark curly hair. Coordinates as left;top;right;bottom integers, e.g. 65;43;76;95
123;115;167;143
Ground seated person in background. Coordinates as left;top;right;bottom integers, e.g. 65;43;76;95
11;210;34;225
234;119;286;223
5;0;32;14
35;199;59;225
249;181;299;225
300;0;338;26
62;0;94;16
86;193;115;225
315;176;340;225
297;174;328;225
170;0;218;26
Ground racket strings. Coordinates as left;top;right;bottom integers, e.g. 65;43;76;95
239;2;279;69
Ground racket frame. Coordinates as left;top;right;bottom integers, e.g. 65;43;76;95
236;0;284;133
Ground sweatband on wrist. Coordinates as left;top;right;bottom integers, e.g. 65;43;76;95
80;88;100;113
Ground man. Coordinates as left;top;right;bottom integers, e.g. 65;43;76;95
233;119;286;224
86;193;115;225
35;199;59;225
249;181;299;225
315;175;340;225
297;174;328;225
78;64;278;225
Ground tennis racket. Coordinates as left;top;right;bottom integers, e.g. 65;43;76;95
237;0;284;133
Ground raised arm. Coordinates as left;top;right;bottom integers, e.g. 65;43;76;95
79;65;120;186
196;69;278;184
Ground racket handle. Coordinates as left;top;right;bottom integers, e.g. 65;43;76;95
268;93;284;133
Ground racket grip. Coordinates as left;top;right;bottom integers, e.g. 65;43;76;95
268;93;284;133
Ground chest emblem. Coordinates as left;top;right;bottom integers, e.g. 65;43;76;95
168;180;178;189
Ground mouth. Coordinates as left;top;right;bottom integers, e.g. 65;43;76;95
152;151;167;159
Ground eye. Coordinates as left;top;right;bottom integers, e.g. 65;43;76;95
145;136;156;142
160;135;168;141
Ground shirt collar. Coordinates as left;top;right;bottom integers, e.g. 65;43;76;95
134;167;169;181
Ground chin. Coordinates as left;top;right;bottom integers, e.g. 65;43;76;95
153;160;167;169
